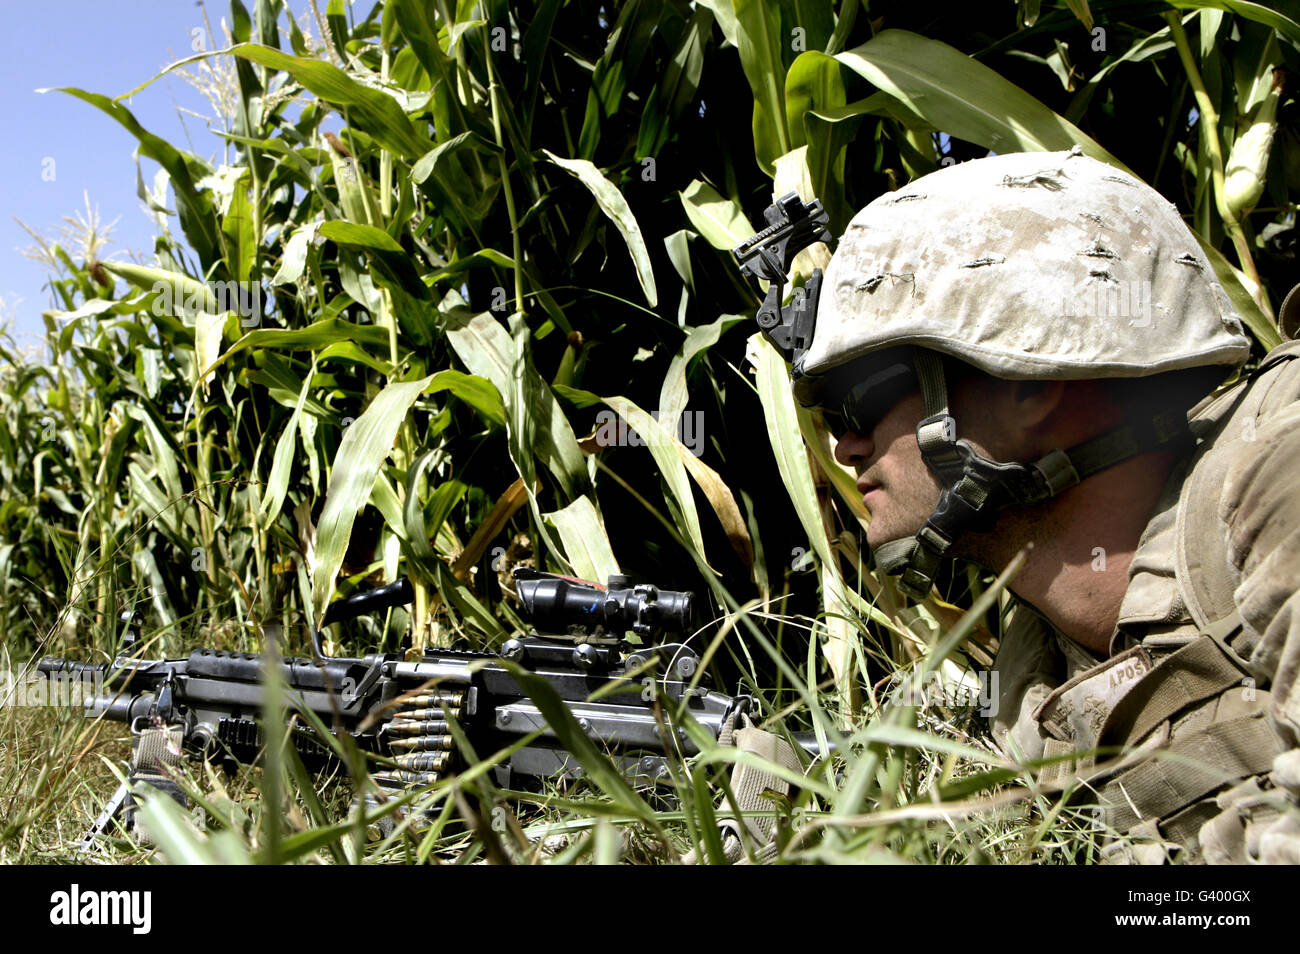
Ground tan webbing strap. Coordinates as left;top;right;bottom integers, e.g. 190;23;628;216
129;724;186;845
1100;714;1283;832
726;721;800;848
1039;738;1077;785
131;724;184;783
681;717;802;865
1157;797;1224;861
1202;610;1250;669
1096;636;1248;750
718;704;742;748
913;349;950;421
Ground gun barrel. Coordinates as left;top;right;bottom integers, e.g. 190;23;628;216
35;657;157;722
87;691;157;722
37;657;106;678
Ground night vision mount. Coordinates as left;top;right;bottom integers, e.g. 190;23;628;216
732;192;831;368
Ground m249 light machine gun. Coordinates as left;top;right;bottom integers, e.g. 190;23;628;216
38;569;749;850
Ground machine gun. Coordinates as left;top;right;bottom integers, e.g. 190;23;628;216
37;568;749;851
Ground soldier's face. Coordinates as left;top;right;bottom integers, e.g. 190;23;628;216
831;389;944;551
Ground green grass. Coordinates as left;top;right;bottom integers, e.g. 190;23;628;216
0;552;1107;865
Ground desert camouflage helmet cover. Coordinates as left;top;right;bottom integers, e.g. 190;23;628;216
796;149;1251;402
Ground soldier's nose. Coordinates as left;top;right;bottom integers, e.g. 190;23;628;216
833;430;874;468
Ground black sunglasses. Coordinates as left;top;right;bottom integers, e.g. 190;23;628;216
818;356;919;440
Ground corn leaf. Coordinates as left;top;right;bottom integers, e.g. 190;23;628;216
679;180;752;251
837;30;1128;173
313;374;433;619
733;0;791;176
544;497;620;583
229;43;433;159
541;149;658;307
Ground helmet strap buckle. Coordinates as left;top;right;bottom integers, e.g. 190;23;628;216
916;413;963;481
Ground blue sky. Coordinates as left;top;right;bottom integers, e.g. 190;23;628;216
0;1;313;347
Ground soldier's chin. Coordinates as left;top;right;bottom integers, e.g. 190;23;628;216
865;520;917;553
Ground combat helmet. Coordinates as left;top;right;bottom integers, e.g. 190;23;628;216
734;148;1252;601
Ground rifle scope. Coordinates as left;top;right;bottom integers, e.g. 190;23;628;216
513;569;693;638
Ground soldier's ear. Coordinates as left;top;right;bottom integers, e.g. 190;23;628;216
1007;379;1067;432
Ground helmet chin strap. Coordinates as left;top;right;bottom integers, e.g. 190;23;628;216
873;350;1193;602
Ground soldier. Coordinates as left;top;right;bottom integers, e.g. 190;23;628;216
783;148;1300;863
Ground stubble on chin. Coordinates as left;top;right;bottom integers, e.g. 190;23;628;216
864;487;942;553
865;508;913;552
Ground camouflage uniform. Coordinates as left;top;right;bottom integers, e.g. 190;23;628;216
791;149;1300;863
994;338;1300;863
